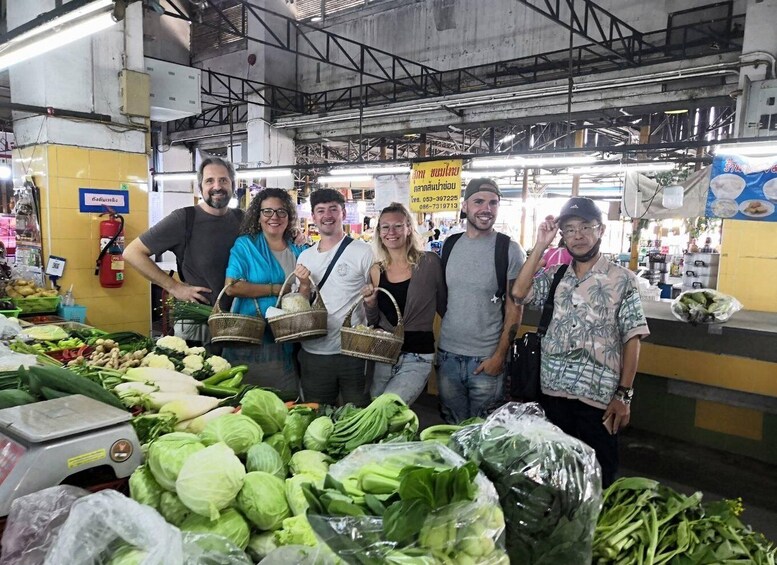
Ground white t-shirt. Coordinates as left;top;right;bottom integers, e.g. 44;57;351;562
297;236;374;355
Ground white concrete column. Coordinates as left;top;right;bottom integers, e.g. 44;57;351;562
7;0;146;153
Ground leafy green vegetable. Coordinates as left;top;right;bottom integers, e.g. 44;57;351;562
289;450;332;481
240;389;288;435
180;507;251;550
199;413;263;455
246;532;278;562
286;474;321;516
147;432;205;491
128;465;164;510
246;442;286;478
159;491;191;527
176;442;246;520
274;514;319;547
105;545;147;565
303;416;334;451
237;471;291;531
283;405;316;450
265;433;292;465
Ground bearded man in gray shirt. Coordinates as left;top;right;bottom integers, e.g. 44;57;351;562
437;178;526;423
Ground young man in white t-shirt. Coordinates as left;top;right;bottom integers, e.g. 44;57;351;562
296;189;374;406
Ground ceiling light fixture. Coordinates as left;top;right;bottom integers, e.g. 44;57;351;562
471;155;598;169
567;162;675;174
235;168;293;179
462;169;516;178
330;165;410;175
153;172;197;181
0;0;118;71
318;175;373;184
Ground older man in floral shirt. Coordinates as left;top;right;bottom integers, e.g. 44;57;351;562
512;197;649;487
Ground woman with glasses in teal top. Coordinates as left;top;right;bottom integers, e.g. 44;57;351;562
223;188;310;397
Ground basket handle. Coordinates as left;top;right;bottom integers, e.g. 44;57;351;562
274;272;324;309
342;287;404;335
212;280;262;316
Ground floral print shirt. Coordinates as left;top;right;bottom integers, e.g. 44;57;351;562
520;255;650;408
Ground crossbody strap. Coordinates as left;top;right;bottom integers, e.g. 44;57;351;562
318;236;353;290
537;264;568;336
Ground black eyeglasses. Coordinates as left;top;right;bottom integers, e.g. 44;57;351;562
260;208;289;218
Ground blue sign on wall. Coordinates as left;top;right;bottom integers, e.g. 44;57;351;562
78;188;130;214
706;154;777;221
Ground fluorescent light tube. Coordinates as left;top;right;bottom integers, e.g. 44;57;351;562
462;169;516;178
235;168;292;179
319;175;373;183
153;172;197;181
471;155;597;169
714;143;777;156
0;5;117;71
567;163;675;174
330;166;411;175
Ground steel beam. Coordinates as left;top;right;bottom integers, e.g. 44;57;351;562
513;0;648;65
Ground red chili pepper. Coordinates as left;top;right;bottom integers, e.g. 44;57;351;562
76;345;89;357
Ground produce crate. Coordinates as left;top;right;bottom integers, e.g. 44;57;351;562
0;308;22;318
12;295;61;314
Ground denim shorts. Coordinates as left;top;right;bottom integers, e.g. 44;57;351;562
371;352;434;406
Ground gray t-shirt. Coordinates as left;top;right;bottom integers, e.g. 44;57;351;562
439;231;526;357
140;206;244;306
271;247;296;278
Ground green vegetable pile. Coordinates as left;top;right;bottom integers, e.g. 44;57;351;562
671;289;742;324
303;442;509;565
450;402;602;565
593;477;777;564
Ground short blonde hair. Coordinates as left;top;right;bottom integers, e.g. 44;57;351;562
373;202;424;270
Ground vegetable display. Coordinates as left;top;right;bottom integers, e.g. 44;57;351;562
450;402;603;565
670;288;743;324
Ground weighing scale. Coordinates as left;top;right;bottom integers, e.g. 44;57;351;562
0;395;142;517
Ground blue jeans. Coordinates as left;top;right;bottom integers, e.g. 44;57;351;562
371;352;434;406
436;349;505;424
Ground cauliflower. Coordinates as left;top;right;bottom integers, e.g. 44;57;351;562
140;353;175;370
206;355;231;374
181;354;205;376
186;346;206;356
155;335;188;357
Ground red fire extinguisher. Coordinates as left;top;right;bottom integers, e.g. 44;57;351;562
95;209;125;288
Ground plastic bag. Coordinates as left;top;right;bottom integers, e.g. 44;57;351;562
0;341;36;369
43;489;251;565
450;402;603;565
258;545;337;565
307;441;508;564
0;485;90;565
0;316;23;340
670;288;743;324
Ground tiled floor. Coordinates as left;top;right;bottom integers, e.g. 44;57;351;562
411;393;777;543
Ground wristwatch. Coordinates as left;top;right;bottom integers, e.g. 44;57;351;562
613;385;634;405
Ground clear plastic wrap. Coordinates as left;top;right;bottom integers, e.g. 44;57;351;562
0;341;36;369
42;489;251;565
258;545;337;565
670;288;743;324
450;402;603;565
0;485;90;565
307;441;508;564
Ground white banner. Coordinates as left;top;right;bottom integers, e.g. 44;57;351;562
374;174;411;212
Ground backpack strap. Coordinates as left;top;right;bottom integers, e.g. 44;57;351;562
176;206;196;283
495;232;511;314
537;264;569;337
440;232;464;288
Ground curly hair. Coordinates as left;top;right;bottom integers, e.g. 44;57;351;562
373;202;424;270
240;188;298;241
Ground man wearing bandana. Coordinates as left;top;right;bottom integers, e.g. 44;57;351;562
511;197;650;487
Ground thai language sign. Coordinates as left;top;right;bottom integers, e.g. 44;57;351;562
409;160;462;213
706;154;777;221
79;188;130;214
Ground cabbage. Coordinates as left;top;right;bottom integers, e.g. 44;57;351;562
180;507;251;550
246;532;278;562
281;293;311;313
289;450;331;480
246;442;286;478
176;442;246;520
302;416;334;451
199;413;264;455
285;474;320;516
240;389;288;435
128;465;164;510
106;545;147;565
274;515;318;547
283;406;316;450
265;433;292;465
147;432;205;491
237;471;290;531
159;491;191;526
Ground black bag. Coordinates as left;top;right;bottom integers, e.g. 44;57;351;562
509;265;568;401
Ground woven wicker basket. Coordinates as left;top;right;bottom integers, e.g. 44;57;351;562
340;287;404;364
267;272;328;343
208;283;266;345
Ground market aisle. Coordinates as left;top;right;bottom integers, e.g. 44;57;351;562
411;393;777;542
